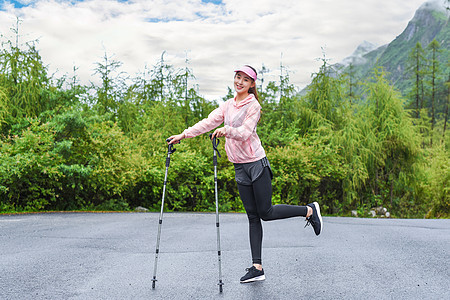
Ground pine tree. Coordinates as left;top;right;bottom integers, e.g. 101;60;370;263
0;25;52;134
92;51;125;117
359;68;419;210
407;42;426;119
426;39;442;147
444;73;449;139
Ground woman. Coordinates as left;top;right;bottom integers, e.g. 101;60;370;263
168;65;323;283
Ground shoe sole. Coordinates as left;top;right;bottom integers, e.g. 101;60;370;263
313;202;323;235
240;274;266;283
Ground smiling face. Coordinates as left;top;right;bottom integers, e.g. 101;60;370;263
234;71;255;95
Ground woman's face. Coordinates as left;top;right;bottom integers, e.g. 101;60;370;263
234;71;255;94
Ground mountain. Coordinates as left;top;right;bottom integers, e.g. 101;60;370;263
331;0;449;96
338;41;378;67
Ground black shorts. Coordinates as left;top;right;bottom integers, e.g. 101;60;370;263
233;157;273;186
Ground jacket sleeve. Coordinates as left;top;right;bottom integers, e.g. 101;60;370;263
224;102;260;141
183;103;225;138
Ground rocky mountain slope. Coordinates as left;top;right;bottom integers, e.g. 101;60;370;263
332;0;449;95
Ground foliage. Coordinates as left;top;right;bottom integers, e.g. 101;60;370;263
357;69;422;215
268;137;345;214
425;144;450;218
0;32;448;218
0;40;52;135
0;118;62;211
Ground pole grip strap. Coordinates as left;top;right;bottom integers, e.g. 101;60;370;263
166;138;177;154
209;133;222;158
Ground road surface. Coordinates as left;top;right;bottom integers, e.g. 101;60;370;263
1;212;449;299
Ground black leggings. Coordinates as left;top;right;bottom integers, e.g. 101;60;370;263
238;167;308;265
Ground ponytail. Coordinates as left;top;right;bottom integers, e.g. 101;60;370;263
246;65;260;104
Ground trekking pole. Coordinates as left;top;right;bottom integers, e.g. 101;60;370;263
152;138;177;289
209;133;224;293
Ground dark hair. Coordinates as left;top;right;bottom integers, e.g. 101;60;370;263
245;65;262;123
245;65;260;103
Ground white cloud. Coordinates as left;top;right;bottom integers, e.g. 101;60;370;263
0;0;430;100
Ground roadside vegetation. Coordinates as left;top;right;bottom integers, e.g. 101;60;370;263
0;33;448;218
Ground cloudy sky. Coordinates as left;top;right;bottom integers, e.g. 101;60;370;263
0;0;433;100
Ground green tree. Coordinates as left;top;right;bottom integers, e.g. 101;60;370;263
407;42;427;119
258;72;301;147
426;39;442;147
0;37;52;134
359;68;421;213
302;56;347;132
344;63;361;103
92;52;126;117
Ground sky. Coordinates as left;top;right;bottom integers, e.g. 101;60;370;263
0;0;436;100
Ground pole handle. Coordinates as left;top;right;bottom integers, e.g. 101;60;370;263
209;133;221;158
166;138;177;154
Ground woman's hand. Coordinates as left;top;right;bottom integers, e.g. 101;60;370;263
167;133;185;144
212;127;226;139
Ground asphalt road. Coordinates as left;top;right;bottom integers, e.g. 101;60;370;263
0;212;449;300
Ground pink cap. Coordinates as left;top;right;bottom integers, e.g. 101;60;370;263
234;65;257;81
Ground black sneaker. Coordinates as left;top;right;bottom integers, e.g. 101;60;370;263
305;202;323;235
240;266;265;283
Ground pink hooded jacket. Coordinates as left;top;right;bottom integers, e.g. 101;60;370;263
183;94;266;164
